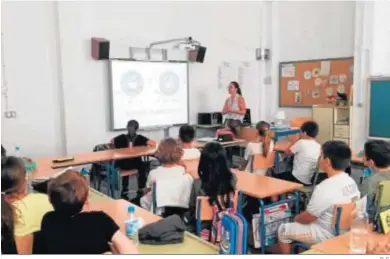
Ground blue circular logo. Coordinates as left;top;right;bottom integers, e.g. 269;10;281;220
120;71;144;96
159;71;180;96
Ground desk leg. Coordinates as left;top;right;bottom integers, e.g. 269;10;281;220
259;199;266;254
275;151;280;175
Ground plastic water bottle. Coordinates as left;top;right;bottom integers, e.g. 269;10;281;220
350;210;369;254
14;146;22;157
125;205;139;245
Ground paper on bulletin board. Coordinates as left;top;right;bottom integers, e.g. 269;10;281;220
218;61;237;89
320;61;331;76
287;80;299;91
237;61;257;89
281;64;295;78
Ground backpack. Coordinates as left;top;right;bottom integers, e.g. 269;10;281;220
199;194;248;254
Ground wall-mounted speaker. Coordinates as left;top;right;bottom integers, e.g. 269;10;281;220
91;37;110;60
189;46;207;63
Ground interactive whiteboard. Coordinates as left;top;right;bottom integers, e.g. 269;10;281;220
109;60;189;130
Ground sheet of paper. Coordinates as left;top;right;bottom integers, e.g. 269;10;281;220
320;61;331;76
287;80;299;91
237;61;257;89
281;64;295;78
218;61;236;89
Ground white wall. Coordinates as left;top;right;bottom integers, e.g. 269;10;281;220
1;1;262;156
267;1;356;120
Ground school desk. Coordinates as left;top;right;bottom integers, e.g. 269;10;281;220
89;199;218;254
311;233;350;254
300;249;324;254
233;170;303;253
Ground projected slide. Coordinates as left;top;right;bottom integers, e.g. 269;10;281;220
110;60;189;130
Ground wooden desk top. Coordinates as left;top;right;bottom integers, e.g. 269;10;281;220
193;138;246;149
351;152;364;164
89;199;218;254
234;170;303;199
311;233;350;254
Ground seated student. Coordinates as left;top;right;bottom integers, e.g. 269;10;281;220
360;140;390;221
40;170;138;254
188;142;236;235
243;121;274;175
1;156;53;254
189;142;236;211
278;121;321;185
178;125;201;160
140;138;193;211
278;141;360;253
111;119;156;199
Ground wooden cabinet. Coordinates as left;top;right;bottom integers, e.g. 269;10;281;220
312;105;352;145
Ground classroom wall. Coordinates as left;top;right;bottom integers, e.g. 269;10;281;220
266;1;356;121
1;1;262;156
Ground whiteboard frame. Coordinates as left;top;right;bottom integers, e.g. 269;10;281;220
108;59;190;131
366;76;390;141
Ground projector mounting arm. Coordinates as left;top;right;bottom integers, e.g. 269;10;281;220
147;37;201;60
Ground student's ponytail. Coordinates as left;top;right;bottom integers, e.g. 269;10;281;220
1;192;15;242
230;81;242;96
262;128;272;158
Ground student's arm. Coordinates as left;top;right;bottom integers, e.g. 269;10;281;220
146;139;157;147
284;139;301;157
295;185;326;225
222;99;230;114
15;234;34;254
294;211;318;224
111;230;139;254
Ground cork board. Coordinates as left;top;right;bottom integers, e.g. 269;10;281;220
279;57;354;107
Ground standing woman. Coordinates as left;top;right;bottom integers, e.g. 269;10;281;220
222;81;247;135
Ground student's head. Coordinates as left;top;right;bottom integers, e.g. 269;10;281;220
256;121;272;157
127;120;139;136
228;81;242;96
179;125;196;144
198;142;234;208
1;156;27;242
300;121;319;139
48;170;89;217
1;145;6;159
363;140;390;169
155;138;183;164
320;141;351;174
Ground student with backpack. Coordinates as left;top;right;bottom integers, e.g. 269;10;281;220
189;142;237;242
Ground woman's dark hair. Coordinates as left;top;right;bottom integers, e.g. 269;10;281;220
1;156;26;248
256;121;272;157
48;170;89;217
155;138;183;164
230;81;242;96
198;142;235;209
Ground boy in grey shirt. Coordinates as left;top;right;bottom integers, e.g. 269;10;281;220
360;140;390;221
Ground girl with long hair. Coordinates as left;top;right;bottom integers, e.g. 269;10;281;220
243;121;274;174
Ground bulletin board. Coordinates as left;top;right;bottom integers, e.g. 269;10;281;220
279;57;354;107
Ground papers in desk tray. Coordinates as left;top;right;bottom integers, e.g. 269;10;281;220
197;137;217;143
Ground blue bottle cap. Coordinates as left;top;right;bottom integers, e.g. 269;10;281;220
128;206;135;213
15;146;21;151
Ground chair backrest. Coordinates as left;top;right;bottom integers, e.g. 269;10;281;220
376;180;390;208
332;203;356;235
290;117;312;128
253;151;275;170
238;127;257;142
195;192;239;221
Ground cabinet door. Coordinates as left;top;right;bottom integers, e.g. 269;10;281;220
313;107;333;144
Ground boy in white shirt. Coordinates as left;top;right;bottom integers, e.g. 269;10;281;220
278;141;360;254
278;121;321;185
179;125;201;160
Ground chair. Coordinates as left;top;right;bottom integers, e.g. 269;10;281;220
297;158;321;206
252;151;275;175
293;203;355;253
195;193;239;235
107;164;138;198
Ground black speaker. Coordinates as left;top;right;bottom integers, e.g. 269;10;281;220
197;112;222;125
189;46;207;63
91;37;110;60
243;109;251;125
